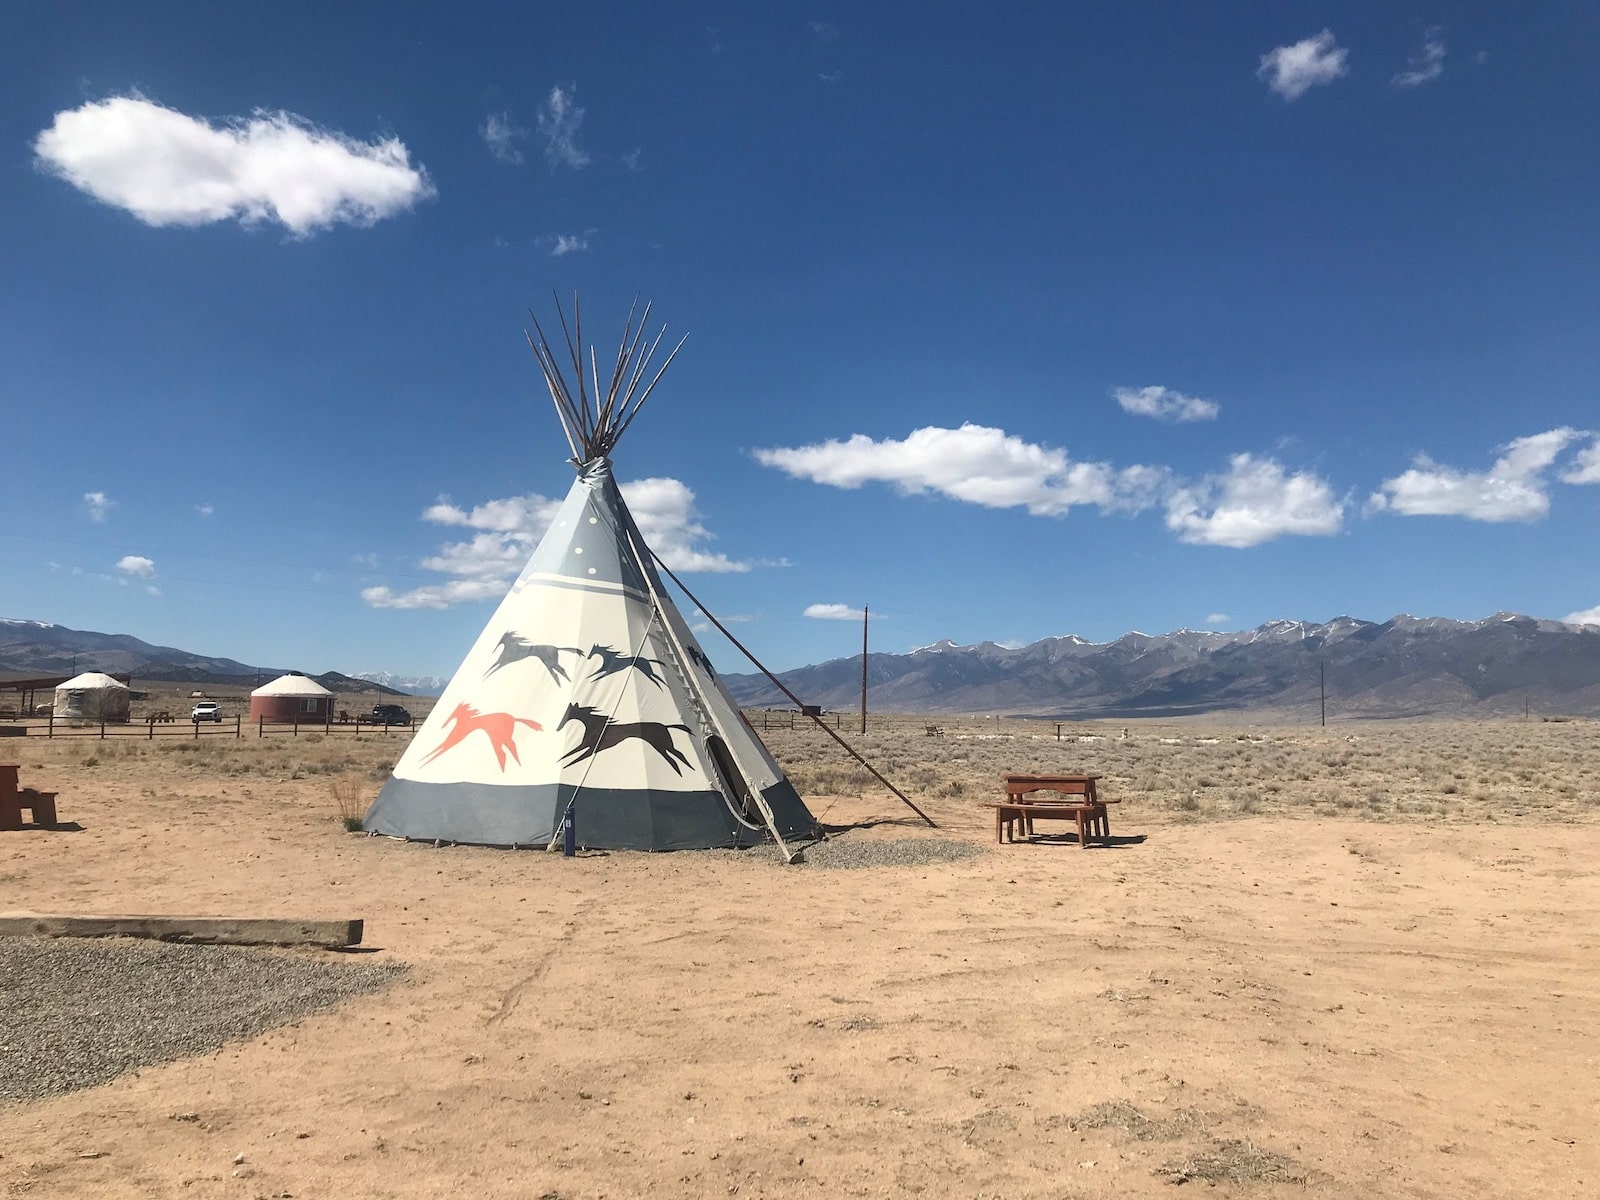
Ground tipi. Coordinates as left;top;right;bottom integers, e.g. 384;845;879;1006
364;300;819;857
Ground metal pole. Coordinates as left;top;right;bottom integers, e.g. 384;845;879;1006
860;605;868;735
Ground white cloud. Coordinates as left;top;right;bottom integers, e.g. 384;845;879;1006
146;585;162;597
84;491;114;522
195;502;214;517
537;85;590;169
1560;436;1600;484
625;477;748;573
549;232;591;256
1564;605;1600;627
34;94;433;236
621;148;643;171
1257;30;1350;101
419;532;528;579
115;554;156;578
1204;613;1230;625
1113;385;1219;423
364;477;745;609
423;493;563;533
481;111;527;163
753;423;1167;517
361;580;507;610
1370;428;1582;522
1392;29;1447;88
805;603;863;621
1165;454;1344;547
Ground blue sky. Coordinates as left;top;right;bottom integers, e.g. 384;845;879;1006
2;2;1596;678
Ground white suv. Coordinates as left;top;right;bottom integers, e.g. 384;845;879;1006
192;702;222;722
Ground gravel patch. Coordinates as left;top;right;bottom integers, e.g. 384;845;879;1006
711;837;986;870
0;938;406;1104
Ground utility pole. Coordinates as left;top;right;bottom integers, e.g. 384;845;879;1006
860;605;869;735
1320;661;1326;727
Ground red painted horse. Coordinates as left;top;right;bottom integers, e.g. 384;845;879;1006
421;703;542;771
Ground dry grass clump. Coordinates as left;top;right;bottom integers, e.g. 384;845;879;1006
751;712;1600;827
1154;1138;1308;1185
1065;1099;1210;1142
329;775;371;831
17;709;1600;831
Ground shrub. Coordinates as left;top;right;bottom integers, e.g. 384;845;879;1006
329;776;370;832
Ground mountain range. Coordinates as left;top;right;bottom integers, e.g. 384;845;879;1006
721;613;1600;719
6;612;1598;718
0;618;409;696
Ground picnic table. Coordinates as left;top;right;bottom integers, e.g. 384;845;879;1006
1;763;58;830
986;773;1116;848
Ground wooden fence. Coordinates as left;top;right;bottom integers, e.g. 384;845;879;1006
28;713;244;739
748;709;842;731
256;716;416;738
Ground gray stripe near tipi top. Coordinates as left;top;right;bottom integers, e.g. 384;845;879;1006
516;461;649;592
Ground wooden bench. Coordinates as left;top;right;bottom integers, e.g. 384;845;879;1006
1;764;59;830
985;801;1107;847
993;773;1116;848
924;724;945;738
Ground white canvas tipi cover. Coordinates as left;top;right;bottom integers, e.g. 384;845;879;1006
364;458;818;852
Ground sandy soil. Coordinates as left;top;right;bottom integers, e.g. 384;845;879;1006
2;723;1598;1199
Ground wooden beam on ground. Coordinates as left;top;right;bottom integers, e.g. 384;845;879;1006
0;913;363;948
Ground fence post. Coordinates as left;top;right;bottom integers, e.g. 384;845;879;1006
193;718;199;740
100;714;106;740
148;719;154;741
48;710;54;739
293;716;299;737
235;714;241;740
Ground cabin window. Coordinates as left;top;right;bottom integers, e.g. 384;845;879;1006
301;698;319;713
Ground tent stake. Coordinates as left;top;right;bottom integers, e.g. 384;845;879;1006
648;551;937;829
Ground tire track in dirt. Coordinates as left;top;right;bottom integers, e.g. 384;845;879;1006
483;898;593;1026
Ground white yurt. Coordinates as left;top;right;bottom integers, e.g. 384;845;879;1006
249;674;334;723
53;672;131;724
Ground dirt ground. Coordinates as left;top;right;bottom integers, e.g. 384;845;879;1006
2;718;1597;1199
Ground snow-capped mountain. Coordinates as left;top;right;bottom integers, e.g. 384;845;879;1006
723;613;1600;718
351;671;450;696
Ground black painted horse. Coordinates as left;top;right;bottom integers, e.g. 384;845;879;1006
686;644;717;679
485;633;582;684
587;643;667;689
558;702;693;775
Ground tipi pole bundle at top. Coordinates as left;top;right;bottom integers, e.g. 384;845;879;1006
525;294;688;465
